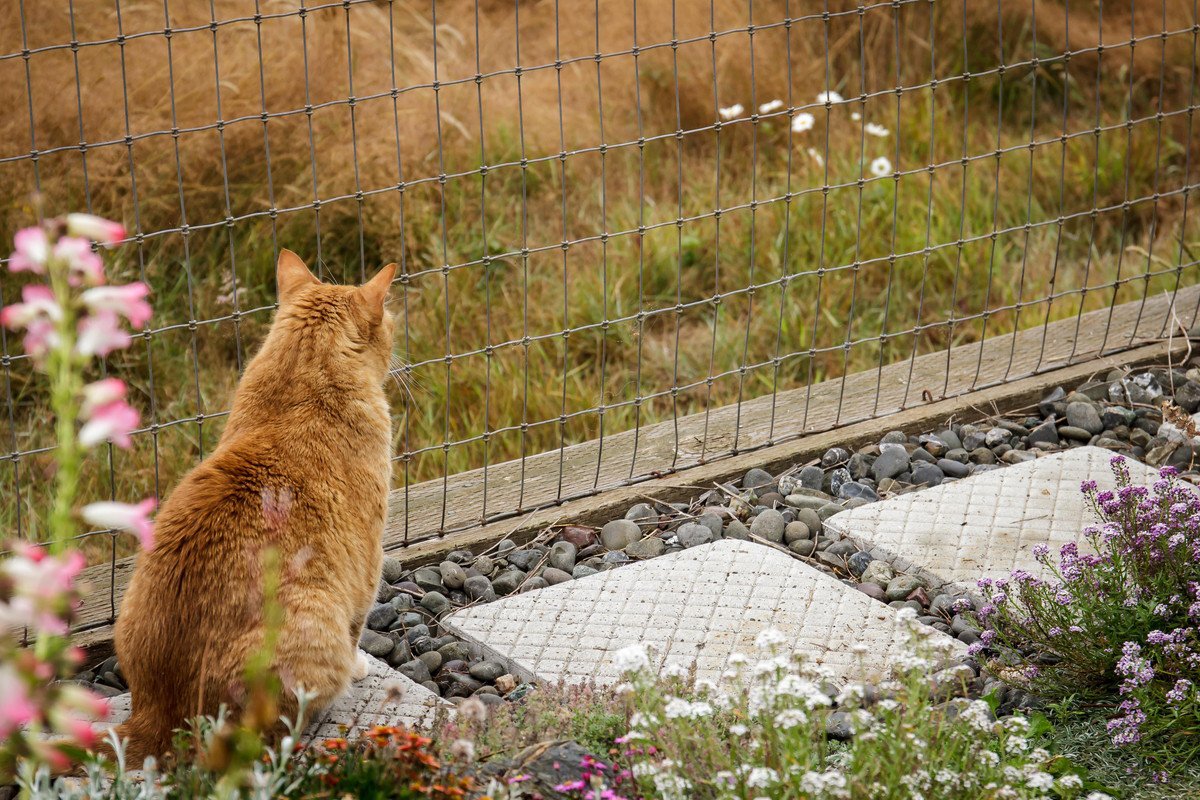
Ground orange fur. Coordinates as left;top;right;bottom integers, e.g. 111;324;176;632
109;251;396;764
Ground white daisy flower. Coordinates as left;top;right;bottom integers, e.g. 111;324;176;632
758;99;784;114
816;90;844;105
851;111;862;121
718;103;744;120
865;122;889;137
614;644;650;673
791;112;815;133
869;156;893;177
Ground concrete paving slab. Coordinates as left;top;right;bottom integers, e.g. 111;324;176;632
98;654;447;747
824;446;1166;593
445;539;962;687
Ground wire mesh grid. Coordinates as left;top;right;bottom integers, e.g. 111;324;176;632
2;1;1199;605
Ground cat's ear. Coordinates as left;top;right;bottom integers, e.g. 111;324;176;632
357;262;397;324
276;249;319;303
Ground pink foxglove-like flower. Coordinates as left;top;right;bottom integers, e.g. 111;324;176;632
0;664;38;739
78;397;140;448
80;377;127;418
8;226;49;274
80;282;151;329
0;284;62;328
75;310;132;357
82;498;156;550
53;236;105;286
65;213;126;246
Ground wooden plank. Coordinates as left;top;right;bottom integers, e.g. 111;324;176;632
68;286;1200;655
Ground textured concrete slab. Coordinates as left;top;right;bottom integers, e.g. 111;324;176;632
98;655;446;746
445;539;962;687
824;447;1166;593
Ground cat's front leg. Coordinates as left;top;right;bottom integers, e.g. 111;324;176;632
351;648;371;682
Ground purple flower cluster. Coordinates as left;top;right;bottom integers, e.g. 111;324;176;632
973;455;1199;756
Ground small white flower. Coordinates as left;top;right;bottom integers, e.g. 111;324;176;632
759;99;784;114
631;762;660;778
1026;772;1054;790
816;90;844;104
727;652;749;666
791;112;815;133
755;628;788;649
661;662;690;679
653;773;692;800
746;767;779;788
806;147;825;167
851;111;862;121
1086;793;1114;800
729;723;748;736
869;156;893;177
1058;775;1083;789
614;644;650;673
849;643;869;656
774;708;808;729
865;122;889;137
718;103;744;120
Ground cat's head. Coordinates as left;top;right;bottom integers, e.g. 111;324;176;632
272;249;397;383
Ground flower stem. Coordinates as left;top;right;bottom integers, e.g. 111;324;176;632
46;255;79;557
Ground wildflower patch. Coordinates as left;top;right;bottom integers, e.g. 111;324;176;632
824;447;1172;593
444;539;963;687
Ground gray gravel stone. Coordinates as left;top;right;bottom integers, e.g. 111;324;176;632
1065;401;1103;434
359;628;394;658
697;511;725;539
848;551;873;577
743;468;774;489
506;549;544;572
381;556;404;585
398;659;432;684
541;568;573;585
783;521;811;544
626;537;667;559
860;560;895;587
838;481;879;501
788;539;816;556
440;561;467;590
821;447;850;466
677;522;715;548
492;569;526;596
464;575;497;602
366;603;398;631
794;508;823;534
871;446;910;481
550;541;577;572
420;591;450;616
601;519;642;550
885;574;924;601
624;503;657;522
723;520;751;540
929;460;962;485
798;465;824;490
749;509;786;543
909;462;943;486
572;564;600;579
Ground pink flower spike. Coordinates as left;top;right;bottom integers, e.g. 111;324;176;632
78;398;139;448
82;498;156;550
66;213;125;245
81;378;127;419
21;318;62;360
54;236;105;286
80;282;151;328
0;664;38;738
76;311;131;357
8;226;49;274
0;283;63;329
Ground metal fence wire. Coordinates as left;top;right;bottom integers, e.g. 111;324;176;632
2;1;1199;585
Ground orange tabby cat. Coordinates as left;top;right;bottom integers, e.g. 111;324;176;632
109;250;396;763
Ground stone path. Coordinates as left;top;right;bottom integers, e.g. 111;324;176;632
445;538;964;687
823;447;1165;593
98;655;448;743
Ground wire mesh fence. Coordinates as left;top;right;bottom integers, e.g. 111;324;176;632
2;0;1199;584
